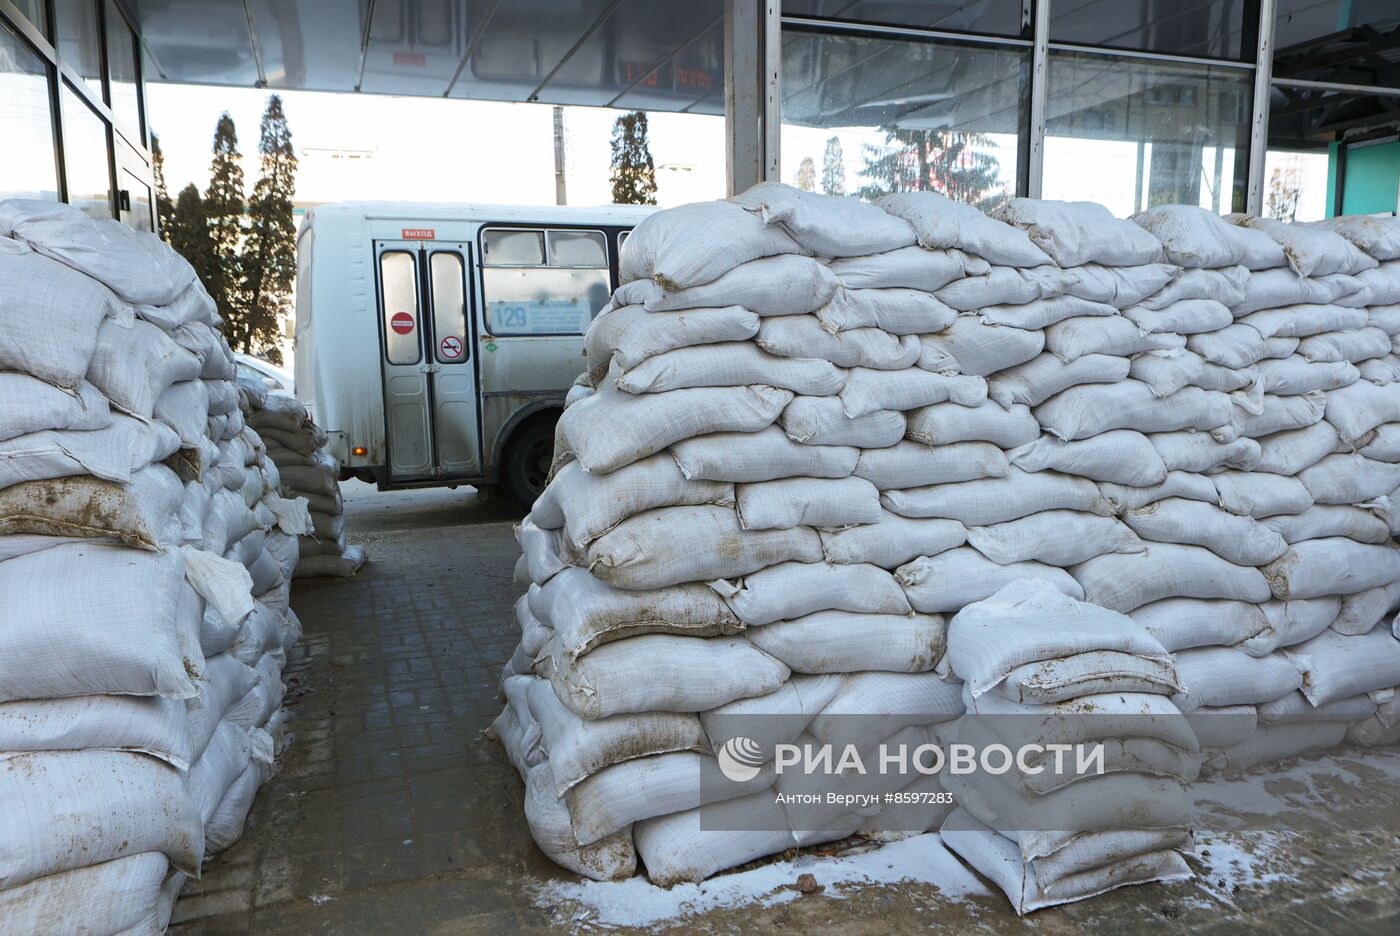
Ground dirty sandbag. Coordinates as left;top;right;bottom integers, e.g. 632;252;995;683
1073;544;1271;613
716;559;910;625
1285;629;1400;707
874;191;1052;267
0;376;110;443
735;476;882;531
1229;215;1377;276
0;463;184;547
993;198;1166;267
1252;356;1359;395
287;544;364;579
0;247;125;389
1315;215;1400;261
633;792;795;887
619;199;804;290
1263;538;1400;600
820;511;967;568
1132;204;1249;268
524;760;639;881
1122;498;1288;567
0;693;193;769
1237;303;1368;340
1237;597;1340;656
1173;646;1304;712
585;304;759;383
748;611;946;675
644;254;838;316
732;182;917;256
515;516;570;585
897;548;1084;614
0;851;171;936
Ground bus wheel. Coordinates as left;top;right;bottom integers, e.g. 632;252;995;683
501;419;555;510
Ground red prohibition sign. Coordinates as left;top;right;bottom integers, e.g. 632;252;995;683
390;311;415;335
440;336;464;359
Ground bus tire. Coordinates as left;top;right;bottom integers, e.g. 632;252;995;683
501;417;557;510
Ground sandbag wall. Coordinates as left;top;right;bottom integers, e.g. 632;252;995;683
0;199;309;931
242;384;366;578
492;184;1400;905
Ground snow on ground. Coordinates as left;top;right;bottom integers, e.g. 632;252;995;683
534;832;988;930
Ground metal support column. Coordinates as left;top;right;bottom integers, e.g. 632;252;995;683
725;0;780;196
1023;0;1050;198
1246;0;1277;216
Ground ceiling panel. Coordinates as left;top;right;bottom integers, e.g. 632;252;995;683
250;0;368;92
133;0;261;86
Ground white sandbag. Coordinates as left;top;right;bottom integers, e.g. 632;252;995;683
619;199;804;290
1284;629;1400;707
1036;382;1231;441
537;456;733;550
1009;431;1167;486
531;568;741;662
671;426;858;482
736;476;881;530
988;353;1130;409
1188;324;1296;369
1263;504;1392;545
1315;215;1400;261
0;376;109;443
1138;266;1248;310
757;315;919;369
1263;538;1400;599
1298;327;1391;365
1254;420;1342;475
645;253;838;317
1149;430;1260;473
0;852;171;936
1359;423;1400;461
0;693;192;768
0;544;201;702
816;287;958;335
525;677;706;793
897;548;1084;613
1072;544;1271;613
565;751;774;847
1228;222;1290;271
586;503;822;589
781;396;906;448
0;414;180;492
1067;262;1179;308
584;304;759;382
936;265;1077;311
560;385;792;474
151;379;210;448
1209;721;1348;774
994;198;1165;267
181;545;255;634
1299;452;1400;504
1332;580;1400;635
1211;470;1312;518
205;762;262;854
1232;267;1331;315
884;468;1109;526
1044;315;1185;361
806;673;964;749
906;400;1040;447
1130;599;1269;653
979;295;1117;331
747;611;946;674
633;792;795;886
0;463;183;548
854;440;1008;490
1252;356;1359;395
86;319;202;418
967;511;1143;567
1098;470;1221;514
1231;215;1377;276
875;191;1052;267
1170;646;1303;711
1123;498;1288;566
1132;204;1249;268
516;517;570;585
718;560;911;625
1237;597;1340;656
544;633;789;719
828;245;985;292
1325;380;1400;441
516;591;554;658
1359;355;1400;384
840;367;985;417
1237;303;1368;340
987;651;1183;706
187;653;263;758
1370;304;1400;334
1123;298;1232;336
732;182;916;256
0;248;125;388
0;750;202;889
524;761;637;880
820;511;967;568
916;318;1045;376
615;342;845;396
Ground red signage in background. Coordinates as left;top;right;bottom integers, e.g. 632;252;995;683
390;311;415;335
402;228;435;240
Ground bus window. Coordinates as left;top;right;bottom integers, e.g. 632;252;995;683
482;229;544;265
481;227;610;336
380;251;421;364
430;252;468;364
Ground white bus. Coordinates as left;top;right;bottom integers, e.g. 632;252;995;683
294;201;654;507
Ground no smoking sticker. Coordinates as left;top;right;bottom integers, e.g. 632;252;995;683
440;336;463;359
390;311;415;335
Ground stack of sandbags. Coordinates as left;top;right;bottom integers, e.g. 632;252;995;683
938;581;1194;914
242;384;365;578
0;199;305;930
492;184;1400;907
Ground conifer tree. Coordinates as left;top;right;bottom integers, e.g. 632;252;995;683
166;183;214;279
794;156;816;192
203;113;245;332
609;111;658;205
238;95;299;363
821;135;846;196
858;127;1005;209
151;133;175;240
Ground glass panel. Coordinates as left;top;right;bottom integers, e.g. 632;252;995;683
0;20;60;201
1050;0;1245;60
1262;149;1331;223
380;251;422;365
61;82;112;218
482;228;545;265
547;230;607;267
119;166;152;231
483;268;610;336
1042;51;1251;216
782;29;1026;206
105;0;140;135
55;0;103;99
13;1;49;38
1275;1;1399;51
430;252;468;364
781;1;1026;38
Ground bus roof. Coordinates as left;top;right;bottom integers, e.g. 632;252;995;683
301;201;660;229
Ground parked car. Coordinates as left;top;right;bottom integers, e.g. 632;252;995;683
235;353;295;396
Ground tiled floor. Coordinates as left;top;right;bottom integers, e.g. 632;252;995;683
170;485;1400;935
